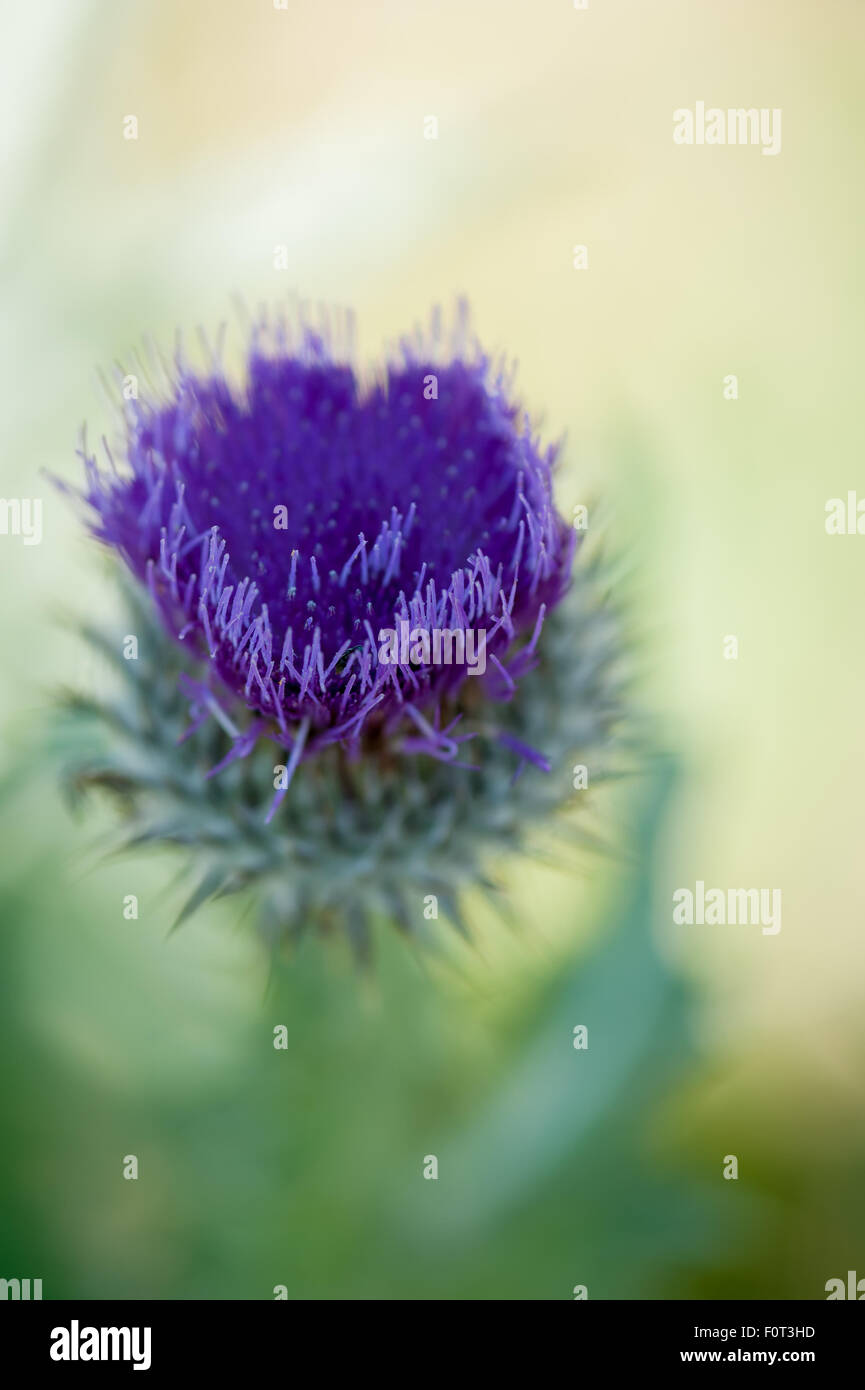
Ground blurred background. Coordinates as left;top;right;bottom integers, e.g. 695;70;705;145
1;0;863;1299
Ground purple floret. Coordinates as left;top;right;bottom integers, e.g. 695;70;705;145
80;306;574;785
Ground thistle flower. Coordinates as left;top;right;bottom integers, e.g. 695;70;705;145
60;304;624;954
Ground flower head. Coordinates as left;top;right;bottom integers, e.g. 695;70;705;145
82;304;573;799
64;304;623;952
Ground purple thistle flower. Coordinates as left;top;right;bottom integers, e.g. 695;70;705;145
78;303;575;809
